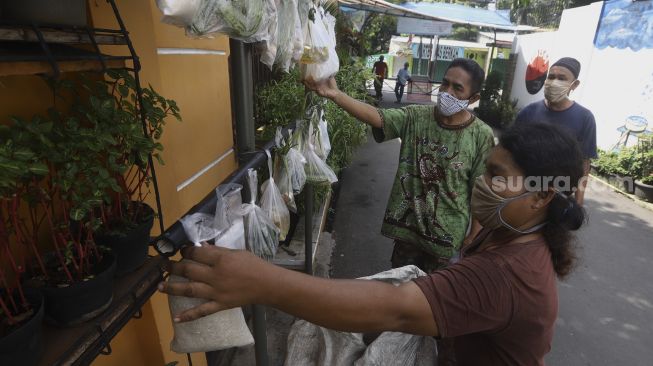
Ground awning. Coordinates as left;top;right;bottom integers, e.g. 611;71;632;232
338;0;538;31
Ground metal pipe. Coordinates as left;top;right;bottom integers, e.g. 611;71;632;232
252;305;269;366
153;125;295;256
229;39;256;159
304;184;314;274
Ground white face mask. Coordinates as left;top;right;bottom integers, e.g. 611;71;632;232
543;79;575;103
437;91;469;116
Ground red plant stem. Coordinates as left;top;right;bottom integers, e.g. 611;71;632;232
12;197;48;277
0;296;16;325
39;194;73;283
57;232;80;275
0;264;18;313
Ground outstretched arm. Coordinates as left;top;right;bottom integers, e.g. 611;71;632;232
304;76;384;129
159;245;437;336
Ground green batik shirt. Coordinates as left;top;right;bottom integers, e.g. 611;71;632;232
374;105;494;259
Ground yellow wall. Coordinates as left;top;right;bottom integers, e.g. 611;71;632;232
0;0;234;365
88;1;237;365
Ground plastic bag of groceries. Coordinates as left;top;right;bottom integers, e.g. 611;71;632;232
240;168;280;260
300;4;339;82
284;266;437;365
259;0;303;71
214;183;246;250
169;188;254;353
184;0;276;43
260;150;290;240
156;0;201;27
297;120;337;185
275;128;307;212
310;108;331;161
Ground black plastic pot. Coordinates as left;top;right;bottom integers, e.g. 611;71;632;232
95;203;154;277
0;289;44;366
635;180;653;202
41;252;116;327
0;0;87;26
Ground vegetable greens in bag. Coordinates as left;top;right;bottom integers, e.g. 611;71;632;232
298;121;338;184
275;128;307;212
261;150;290;240
187;0;276;42
240;168;280;260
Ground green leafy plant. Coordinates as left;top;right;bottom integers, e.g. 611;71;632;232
640;174;653;185
474;71;517;129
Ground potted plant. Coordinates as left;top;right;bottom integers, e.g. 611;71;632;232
635;175;653;202
0;131;47;365
58;71;180;276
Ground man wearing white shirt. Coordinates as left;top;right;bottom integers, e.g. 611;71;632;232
395;62;412;103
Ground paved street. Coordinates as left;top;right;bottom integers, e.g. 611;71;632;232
330;125;653;365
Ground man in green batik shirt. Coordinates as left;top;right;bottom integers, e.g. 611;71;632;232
305;58;494;272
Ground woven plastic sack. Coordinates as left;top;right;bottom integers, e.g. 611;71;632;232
186;0;276;43
156;0;201;27
240;168;280;260
261;150;290;240
300;5;339;82
284;266;436;365
168;260;254;353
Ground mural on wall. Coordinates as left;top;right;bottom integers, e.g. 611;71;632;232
594;0;653;51
525;50;549;94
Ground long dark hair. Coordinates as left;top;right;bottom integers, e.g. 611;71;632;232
500;123;586;278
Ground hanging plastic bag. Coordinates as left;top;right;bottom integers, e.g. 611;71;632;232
240;168;280;260
261;150;290;240
214;184;246;250
170;198;254;353
261;0;302;72
186;0;276;43
156;0;201;27
168;259;254;353
180;213;221;247
301;121;338;184
275;128;307;212
300;5;339;82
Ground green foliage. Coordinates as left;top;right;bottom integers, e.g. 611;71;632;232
474;71;517;129
255;63;373;211
595;148;652;178
449;25;480;42
641;174;653;185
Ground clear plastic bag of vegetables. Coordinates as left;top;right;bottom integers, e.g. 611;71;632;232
275;128;307;212
296;120;338;185
300;4;339;82
260;150;290;240
259;0;303;71
186;0;276;43
239;168;280;260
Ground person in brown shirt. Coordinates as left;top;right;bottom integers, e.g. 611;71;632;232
159;123;586;366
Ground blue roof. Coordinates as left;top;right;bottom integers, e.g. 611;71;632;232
401;2;514;27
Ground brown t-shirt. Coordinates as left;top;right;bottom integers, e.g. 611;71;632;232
414;237;557;366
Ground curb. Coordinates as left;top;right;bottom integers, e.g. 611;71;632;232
589;174;653;213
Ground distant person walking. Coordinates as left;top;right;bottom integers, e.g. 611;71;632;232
372;55;388;101
515;57;597;206
395;62;412;103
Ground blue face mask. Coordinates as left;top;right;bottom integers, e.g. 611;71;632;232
471;176;548;234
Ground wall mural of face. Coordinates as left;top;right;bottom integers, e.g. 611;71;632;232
525;50;549;95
